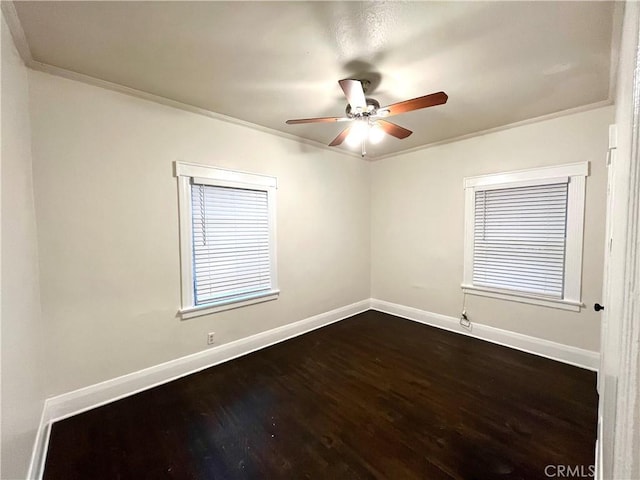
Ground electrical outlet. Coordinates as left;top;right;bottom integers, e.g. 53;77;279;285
207;332;215;345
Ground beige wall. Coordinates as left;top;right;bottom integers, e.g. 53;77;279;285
28;70;371;397
371;106;613;352
4;45;612;476
1;14;45;480
26;69;611;404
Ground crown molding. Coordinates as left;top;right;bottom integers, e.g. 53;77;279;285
1;0;33;66
1;0;619;162
2;2;362;162
30;60;363;161
372;99;614;162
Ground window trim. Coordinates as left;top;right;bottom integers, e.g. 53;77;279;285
174;161;279;319
462;162;589;311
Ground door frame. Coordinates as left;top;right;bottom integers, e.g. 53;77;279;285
598;1;640;478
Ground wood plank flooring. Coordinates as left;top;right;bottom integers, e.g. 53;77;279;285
43;311;598;479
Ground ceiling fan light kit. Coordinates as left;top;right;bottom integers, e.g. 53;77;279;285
368;123;385;144
345;121;369;148
285;79;448;157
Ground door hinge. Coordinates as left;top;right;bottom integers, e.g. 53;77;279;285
609;124;618;149
608;124;618;166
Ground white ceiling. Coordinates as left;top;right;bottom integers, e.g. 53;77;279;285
11;1;617;159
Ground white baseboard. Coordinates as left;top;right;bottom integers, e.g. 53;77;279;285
26;404;51;480
27;298;370;479
28;297;600;479
370;298;600;371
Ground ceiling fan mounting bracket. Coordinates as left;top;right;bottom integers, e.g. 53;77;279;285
358;79;371;94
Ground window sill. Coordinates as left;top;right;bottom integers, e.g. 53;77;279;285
180;290;280;319
461;284;583;312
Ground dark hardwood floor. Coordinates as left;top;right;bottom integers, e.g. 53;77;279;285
43;311;598;479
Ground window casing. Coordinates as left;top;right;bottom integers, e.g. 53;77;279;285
175;162;278;318
462;162;588;311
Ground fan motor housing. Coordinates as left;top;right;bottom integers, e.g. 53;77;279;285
346;98;381;117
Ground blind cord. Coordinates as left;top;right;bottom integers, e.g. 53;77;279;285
198;185;207;246
460;292;471;328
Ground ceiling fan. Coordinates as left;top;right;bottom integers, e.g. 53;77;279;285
286;79;448;157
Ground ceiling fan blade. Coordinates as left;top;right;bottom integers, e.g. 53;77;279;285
339;79;367;110
378;120;412;139
286;117;349;125
329;127;351;146
380;91;448;117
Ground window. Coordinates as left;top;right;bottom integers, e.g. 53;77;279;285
462;162;588;311
175;162;278;318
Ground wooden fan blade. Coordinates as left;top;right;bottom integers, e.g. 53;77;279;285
286;117;348;125
381;91;448;117
329;127;351;146
339;79;367;110
378;120;412;139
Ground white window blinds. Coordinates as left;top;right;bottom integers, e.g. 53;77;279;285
191;183;272;306
473;181;569;298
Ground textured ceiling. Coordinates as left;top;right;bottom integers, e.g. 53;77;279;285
13;1;617;158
